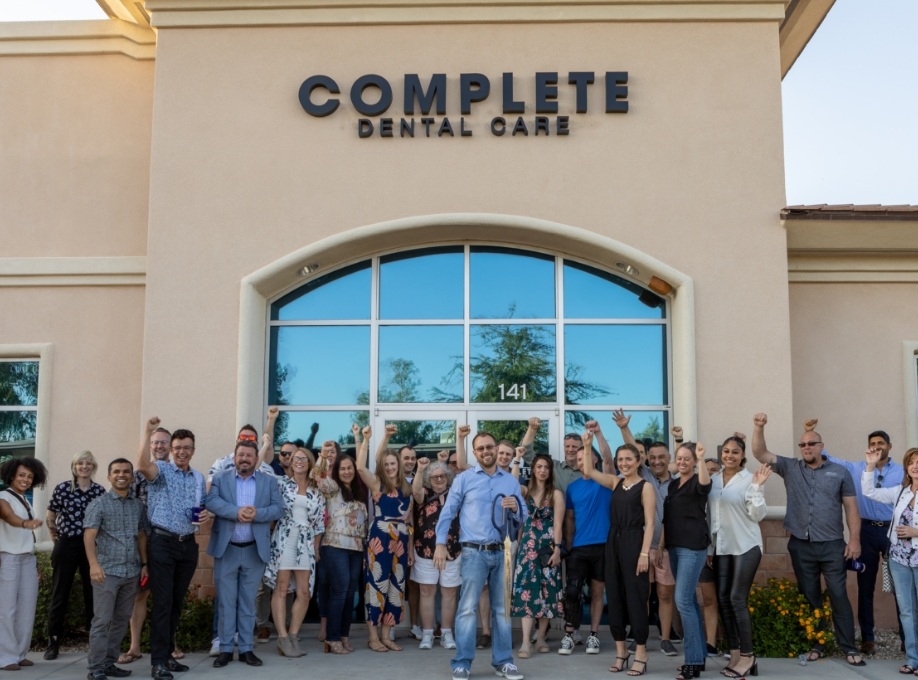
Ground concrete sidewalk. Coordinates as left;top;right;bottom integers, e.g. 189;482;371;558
20;627;907;680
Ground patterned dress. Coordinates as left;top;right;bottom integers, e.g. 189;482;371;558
364;488;412;626
264;477;326;592
511;494;563;618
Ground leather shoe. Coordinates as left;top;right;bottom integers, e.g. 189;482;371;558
103;666;132;677
164;660;188;673
88;672;107;680
860;640;876;655
212;653;233;668
239;652;263;667
44;643;60;661
150;665;173;680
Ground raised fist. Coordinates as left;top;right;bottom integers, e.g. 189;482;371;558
362;425;372;439
528;417;541;429
458;424;471;438
803;418;818;432
671;426;683;439
585;420;600;433
267;406;279;417
753;413;768;428
385;424;398;436
417;457;430;470
146;417;161;432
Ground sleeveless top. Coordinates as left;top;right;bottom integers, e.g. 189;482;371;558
609;479;647;533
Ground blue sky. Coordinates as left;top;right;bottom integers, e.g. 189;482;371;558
1;0;915;205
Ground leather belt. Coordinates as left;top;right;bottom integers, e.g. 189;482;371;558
230;540;256;548
153;527;196;542
867;520;891;527
461;542;501;551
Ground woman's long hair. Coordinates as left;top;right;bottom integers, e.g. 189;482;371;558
527;453;556;508
333;454;368;504
376;448;410;496
69;450;98;492
902;448;918;488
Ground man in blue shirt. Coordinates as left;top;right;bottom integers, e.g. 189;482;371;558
136;417;206;680
435;431;527;680
810;419;904;655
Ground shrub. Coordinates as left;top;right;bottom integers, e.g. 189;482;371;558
32;551;215;652
748;577;836;658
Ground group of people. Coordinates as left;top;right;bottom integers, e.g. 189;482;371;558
1;410;917;680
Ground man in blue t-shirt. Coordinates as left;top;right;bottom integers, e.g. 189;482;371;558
559;444;613;657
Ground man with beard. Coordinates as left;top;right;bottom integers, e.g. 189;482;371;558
435;431;527;680
812;419;904;655
84;459;149;680
206;439;285;668
751;413;865;667
136;418;207;680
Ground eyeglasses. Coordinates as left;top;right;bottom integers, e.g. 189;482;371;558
292;457;310;463
238;433;257;442
474;444;496;453
278;451;293;457
430;474;447;481
151;439;170;448
172;445;194;452
797;441;823;448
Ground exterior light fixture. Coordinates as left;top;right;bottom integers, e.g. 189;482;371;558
614;261;640;277
297;263;320;276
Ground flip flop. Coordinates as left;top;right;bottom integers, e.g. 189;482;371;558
805;649;825;662
845;653;866;667
899;665;916;674
117;653;142;665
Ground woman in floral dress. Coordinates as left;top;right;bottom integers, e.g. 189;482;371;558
511;453;564;657
263;448;325;657
357;424;413;652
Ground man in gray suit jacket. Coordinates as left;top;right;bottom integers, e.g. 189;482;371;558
205;439;284;668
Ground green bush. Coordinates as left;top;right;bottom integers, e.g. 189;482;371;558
32;551;215;653
748;577;836;658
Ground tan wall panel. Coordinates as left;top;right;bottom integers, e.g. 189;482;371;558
790;281;918;457
0;55;153;257
142;21;795;454
0;286;145;481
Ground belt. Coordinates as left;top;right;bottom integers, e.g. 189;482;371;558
867;520;891;527
461;542;501;551
230;540;256;548
152;527;196;542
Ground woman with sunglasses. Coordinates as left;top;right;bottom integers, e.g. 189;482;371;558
411;456;460;650
264;448;326;657
357;424;413;652
709;437;771;679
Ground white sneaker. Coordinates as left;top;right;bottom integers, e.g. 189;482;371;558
571;630;583;646
586;635;600;654
495;663;524;680
558;634;574;655
442;631;457;649
419;633;433;650
209;638;220;657
410;624;424;641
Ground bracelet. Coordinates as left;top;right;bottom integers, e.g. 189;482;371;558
511;460;521;466
640;552;649;558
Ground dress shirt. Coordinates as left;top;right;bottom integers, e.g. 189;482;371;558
435;463;527;545
773;454;855;542
147;460;205;536
83;490;149;577
826;453;903;522
231;472;257;543
709;469;765;555
207;453;274;483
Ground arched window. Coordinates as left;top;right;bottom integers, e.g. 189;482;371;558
268;246;669;453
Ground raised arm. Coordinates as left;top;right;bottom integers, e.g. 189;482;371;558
455;424;471;471
745;464;770;522
696;442;711;486
587;420;614;474
303;421;320;451
581;431;619;490
511;446;525;480
412;456;429;504
863;448;900;503
356;425;379;492
260;406;279;466
612;408;638;447
750;413;778;466
136;417;161;481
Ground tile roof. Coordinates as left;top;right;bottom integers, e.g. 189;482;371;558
782;205;918;221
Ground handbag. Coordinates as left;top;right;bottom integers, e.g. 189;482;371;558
537;544;555;568
882;556;893;593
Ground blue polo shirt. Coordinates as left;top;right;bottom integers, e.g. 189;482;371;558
566;476;612;548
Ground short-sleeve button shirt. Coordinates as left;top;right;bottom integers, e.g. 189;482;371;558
773;454;856;542
48;480;106;538
147;460;206;536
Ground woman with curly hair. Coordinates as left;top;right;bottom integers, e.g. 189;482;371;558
264;447;325;657
0;456;49;671
357;424;413;652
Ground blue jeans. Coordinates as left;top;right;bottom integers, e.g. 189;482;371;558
453;547;513;672
890;559;918;668
669;547;707;665
316;545;363;642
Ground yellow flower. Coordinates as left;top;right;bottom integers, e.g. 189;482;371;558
814;609;821;618
748;607;754;613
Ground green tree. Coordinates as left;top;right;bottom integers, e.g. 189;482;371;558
634;416;664;445
0;361;38;443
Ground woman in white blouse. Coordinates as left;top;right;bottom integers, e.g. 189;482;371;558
862;446;918;675
709;437;771;679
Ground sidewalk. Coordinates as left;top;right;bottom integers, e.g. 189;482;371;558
21;627;905;680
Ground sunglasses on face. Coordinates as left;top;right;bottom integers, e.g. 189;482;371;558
238;433;257;442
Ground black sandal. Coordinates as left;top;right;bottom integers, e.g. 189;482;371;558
609;655;631;673
845;653;866;667
627;659;648;677
899;665;916;675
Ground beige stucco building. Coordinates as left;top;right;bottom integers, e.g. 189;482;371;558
1;0;916;623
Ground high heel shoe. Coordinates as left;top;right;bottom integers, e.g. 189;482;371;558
737;654;757;677
609;654;631;673
627;658;648;677
324;641;349;655
277;636;302;658
676;664;704;680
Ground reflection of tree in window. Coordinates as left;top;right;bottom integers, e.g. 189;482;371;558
0;361;39;481
634;416;664;446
